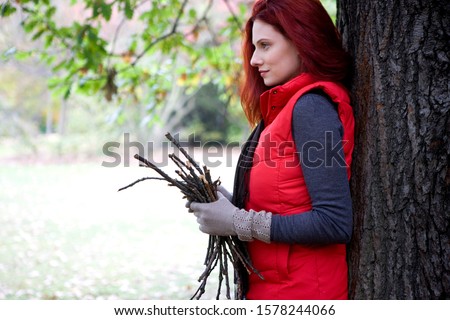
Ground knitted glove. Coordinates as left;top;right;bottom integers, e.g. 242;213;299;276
184;186;231;213
190;192;272;243
216;185;233;202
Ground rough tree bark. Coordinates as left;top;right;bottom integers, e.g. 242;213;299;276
337;0;449;299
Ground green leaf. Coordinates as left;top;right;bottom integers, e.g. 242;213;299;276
63;86;72;100
44;34;54;49
76;25;87;45
47;77;63;89
40;52;55;65
101;3;112;21
22;19;39;33
238;3;247;15
124;0;133;19
92;2;101;18
14;50;33;61
188;8;196;19
52;59;67;72
31;28;46;40
1;2;17;17
87;28;97;42
45;6;56;18
129;38;138;52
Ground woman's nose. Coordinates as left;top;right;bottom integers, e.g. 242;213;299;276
250;51;262;67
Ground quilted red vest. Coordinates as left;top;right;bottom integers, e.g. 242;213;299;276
245;73;355;300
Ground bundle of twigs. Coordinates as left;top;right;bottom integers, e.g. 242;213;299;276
118;132;260;300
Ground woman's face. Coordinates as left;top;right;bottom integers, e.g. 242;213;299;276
250;19;301;87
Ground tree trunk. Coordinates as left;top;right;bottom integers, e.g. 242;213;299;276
337;0;449;299
57;99;68;135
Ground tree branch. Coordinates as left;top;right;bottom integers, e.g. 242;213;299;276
107;15;128;70
222;0;243;33
187;0;213;35
131;0;189;67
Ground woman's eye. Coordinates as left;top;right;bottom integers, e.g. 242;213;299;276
257;42;270;50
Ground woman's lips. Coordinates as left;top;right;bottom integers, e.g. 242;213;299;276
259;70;269;77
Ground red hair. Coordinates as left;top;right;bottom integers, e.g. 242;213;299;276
240;0;351;125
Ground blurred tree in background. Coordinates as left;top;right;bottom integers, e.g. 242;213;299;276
0;0;253;154
0;0;336;158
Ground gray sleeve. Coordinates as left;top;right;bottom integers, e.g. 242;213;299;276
270;92;353;244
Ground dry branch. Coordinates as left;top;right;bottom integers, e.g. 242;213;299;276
118;132;260;299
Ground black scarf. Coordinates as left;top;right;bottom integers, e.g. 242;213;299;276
232;120;265;209
231;120;264;298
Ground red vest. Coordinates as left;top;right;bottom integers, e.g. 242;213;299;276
245;73;354;300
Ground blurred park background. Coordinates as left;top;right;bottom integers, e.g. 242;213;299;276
0;0;336;299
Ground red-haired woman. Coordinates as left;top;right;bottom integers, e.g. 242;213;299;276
189;0;355;299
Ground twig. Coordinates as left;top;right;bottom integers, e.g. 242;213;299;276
222;0;243;32
117;176;165;192
131;0;189;67
165;132;204;175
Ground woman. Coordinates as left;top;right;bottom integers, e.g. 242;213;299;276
189;0;354;300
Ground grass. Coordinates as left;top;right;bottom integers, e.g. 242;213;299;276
0;154;238;300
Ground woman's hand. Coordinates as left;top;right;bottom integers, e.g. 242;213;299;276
216;185;233;202
190;192;238;236
188;192;272;243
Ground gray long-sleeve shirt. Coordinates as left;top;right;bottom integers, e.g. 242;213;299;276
270;92;353;244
